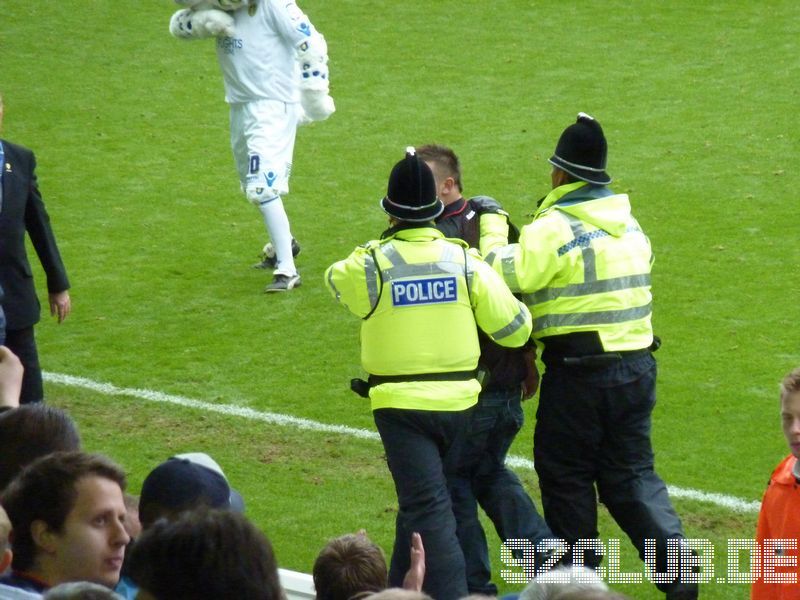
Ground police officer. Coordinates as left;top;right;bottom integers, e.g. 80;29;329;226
416;144;552;594
326;148;532;600
487;114;697;599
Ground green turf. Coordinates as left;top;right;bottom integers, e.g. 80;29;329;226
2;1;798;598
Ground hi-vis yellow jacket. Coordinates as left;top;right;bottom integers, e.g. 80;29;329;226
326;227;532;411
487;182;653;352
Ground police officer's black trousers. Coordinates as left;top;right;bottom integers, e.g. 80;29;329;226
374;407;470;600
534;352;694;595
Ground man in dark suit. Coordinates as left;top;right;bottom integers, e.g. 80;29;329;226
0;92;71;404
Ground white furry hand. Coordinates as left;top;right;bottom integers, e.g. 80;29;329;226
194;8;235;36
169;8;234;39
300;89;335;122
175;0;248;9
297;33;330;92
207;0;249;9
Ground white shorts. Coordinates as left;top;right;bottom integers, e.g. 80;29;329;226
229;98;301;196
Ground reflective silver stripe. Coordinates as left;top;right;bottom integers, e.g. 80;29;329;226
501;256;518;291
533;302;652;333
439;243;460;265
381;242;406;266
327;268;342;301
364;253;379;307
489;306;528;341
464;256;476;291
525;273;651;305
559;212;597;282
382;262;466;281
489;243;521;293
378;241;467;282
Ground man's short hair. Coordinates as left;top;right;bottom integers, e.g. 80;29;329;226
43;581;124;600
416;144;463;193
0;404;81;491
0;451;126;571
313;533;388;600
781;367;800;401
364;589;432;600
128;509;282;600
519;565;608;600
556;592;631;600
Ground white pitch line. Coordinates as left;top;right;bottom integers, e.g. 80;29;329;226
44;372;761;514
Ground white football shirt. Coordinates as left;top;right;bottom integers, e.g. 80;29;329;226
215;0;316;104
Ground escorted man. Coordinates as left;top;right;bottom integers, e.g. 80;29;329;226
417;144;552;594
0;451;129;594
487;114;696;599
325;148;532;600
752;366;800;599
0;91;71;402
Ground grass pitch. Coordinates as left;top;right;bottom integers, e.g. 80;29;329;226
2;2;798;598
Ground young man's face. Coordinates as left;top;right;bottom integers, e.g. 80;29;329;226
781;390;800;458
46;475;130;587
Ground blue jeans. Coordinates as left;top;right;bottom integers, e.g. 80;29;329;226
374;407;471;600
449;388;552;594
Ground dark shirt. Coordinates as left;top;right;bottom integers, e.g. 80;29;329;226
435;198;526;391
0;571;50;594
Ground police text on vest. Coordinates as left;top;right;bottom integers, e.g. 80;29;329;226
391;277;458;307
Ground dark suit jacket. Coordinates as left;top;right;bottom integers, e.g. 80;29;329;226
0;139;70;330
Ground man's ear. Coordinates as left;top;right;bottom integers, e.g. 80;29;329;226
31;520;58;555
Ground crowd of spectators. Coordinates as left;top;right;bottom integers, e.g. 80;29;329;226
0;401;638;600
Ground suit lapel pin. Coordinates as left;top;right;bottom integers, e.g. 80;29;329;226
4;162;10;173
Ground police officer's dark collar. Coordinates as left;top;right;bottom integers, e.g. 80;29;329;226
381;220;437;239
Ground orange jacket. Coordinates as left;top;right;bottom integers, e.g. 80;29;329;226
753;455;800;599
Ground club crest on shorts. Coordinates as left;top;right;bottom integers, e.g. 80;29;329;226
391;277;458;307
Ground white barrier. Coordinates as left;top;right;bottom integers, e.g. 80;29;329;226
279;568;316;600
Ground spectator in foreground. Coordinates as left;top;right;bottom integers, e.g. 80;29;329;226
364;589;432;600
0;452;129;594
557;591;631;600
518;565;608;600
313;532;388;600
137;452;244;529
116;452;244;600
752;366;800;599
127;509;282;600
0;404;81;492
43;581;123;599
